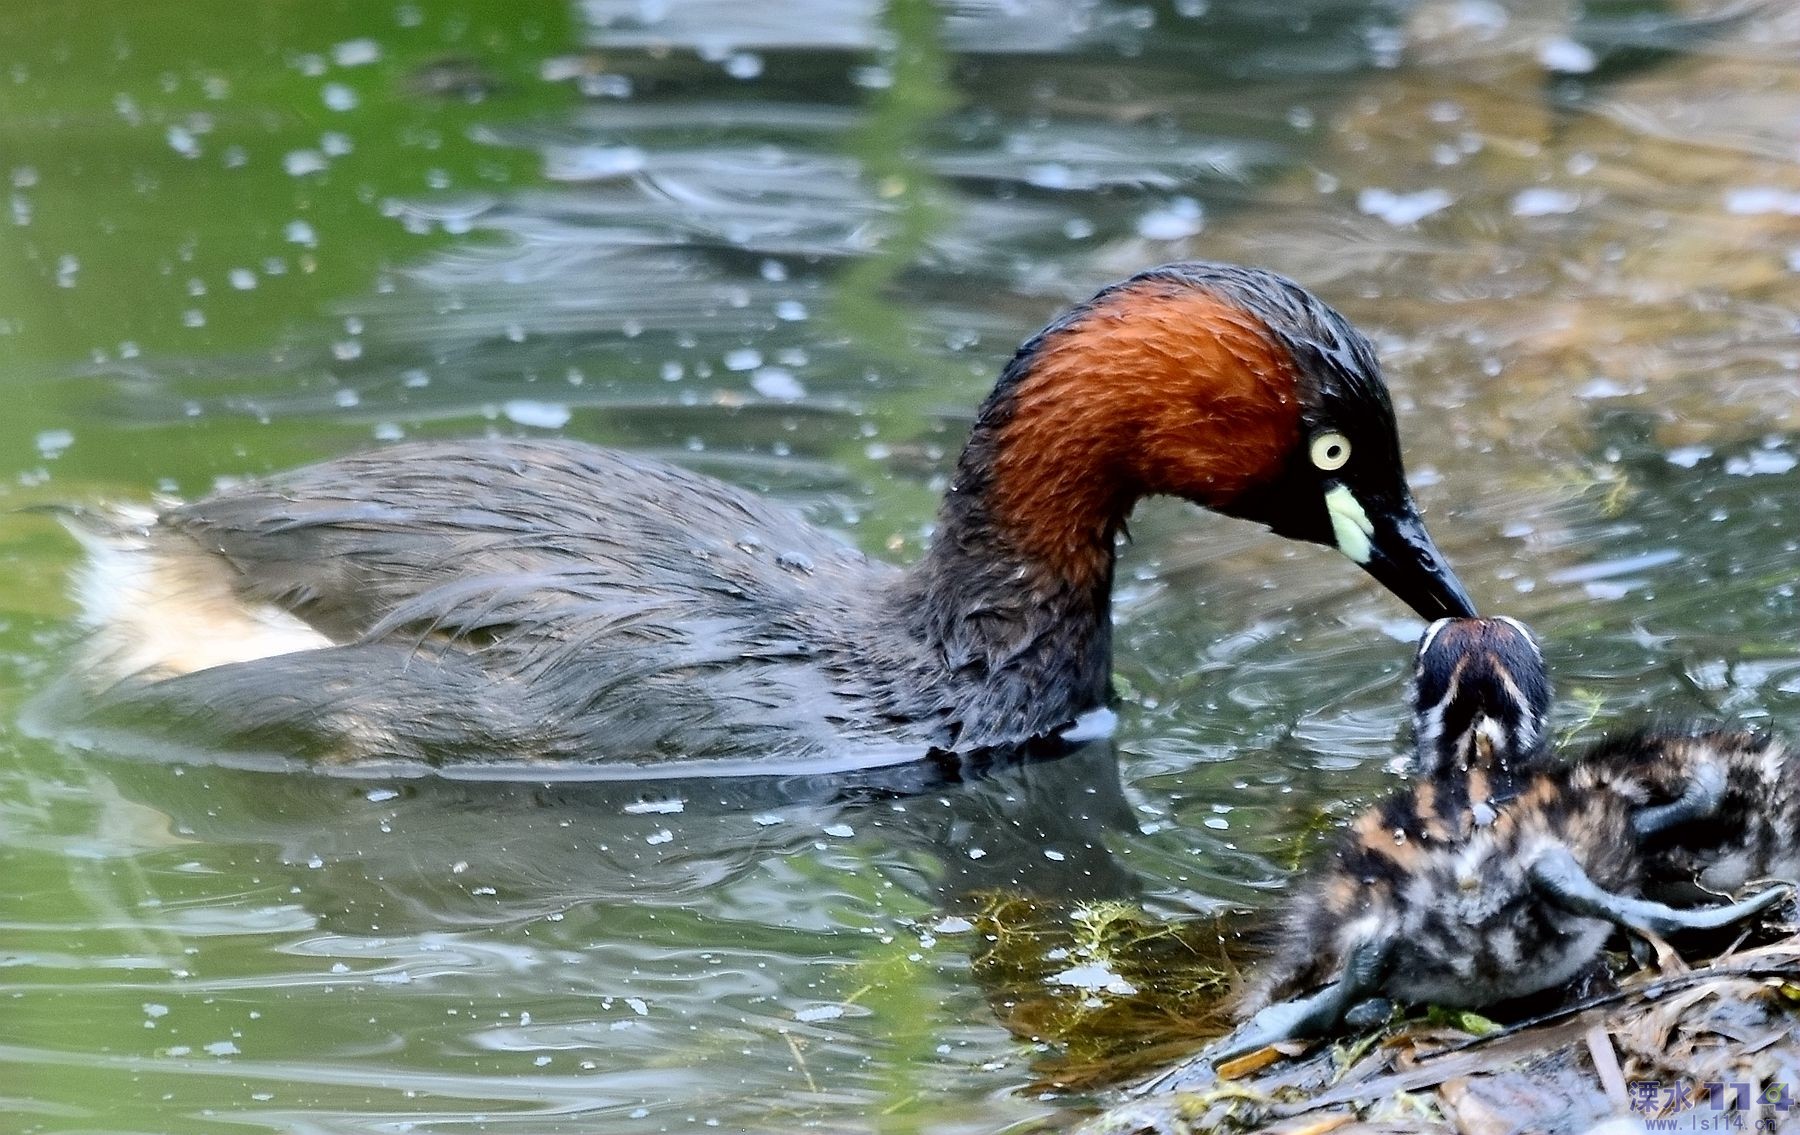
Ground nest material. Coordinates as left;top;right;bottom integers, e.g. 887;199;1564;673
1071;932;1800;1135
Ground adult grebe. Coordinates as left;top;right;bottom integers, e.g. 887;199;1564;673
62;262;1474;772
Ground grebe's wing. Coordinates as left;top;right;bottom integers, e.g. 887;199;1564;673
73;439;877;687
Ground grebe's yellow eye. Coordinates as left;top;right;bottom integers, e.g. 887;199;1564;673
1310;432;1351;471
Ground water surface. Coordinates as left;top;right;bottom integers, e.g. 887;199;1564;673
4;1;1800;1130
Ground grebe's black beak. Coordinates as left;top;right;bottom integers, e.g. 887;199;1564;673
1357;498;1477;620
1223;462;1476;620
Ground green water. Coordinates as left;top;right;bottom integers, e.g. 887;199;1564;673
4;0;1800;1130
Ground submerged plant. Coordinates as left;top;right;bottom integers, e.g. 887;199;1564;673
968;894;1258;1091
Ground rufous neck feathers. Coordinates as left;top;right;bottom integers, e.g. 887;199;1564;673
957;281;1302;587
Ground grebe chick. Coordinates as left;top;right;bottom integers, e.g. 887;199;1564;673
1574;728;1800;904
59;262;1476;771
1218;618;1786;1063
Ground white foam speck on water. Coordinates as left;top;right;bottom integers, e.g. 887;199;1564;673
35;429;72;459
644;829;674;845
332;39;382;66
1537;37;1596;73
502;400;572;429
1511;188;1580;216
723;347;763;372
849;58;897;87
321;83;358;111
1725;449;1797;477
285;219;317;246
1026;162;1074;190
1046;962;1137;996
1666;445;1712;469
1135;196;1203;240
751;367;805;400
1547;549;1681;585
795;1004;844;1022
626;997;648;1016
931;917;974;934
623;799;685;815
1377;617;1427;643
166;126;201;159
1357;187;1453;226
751;813;785;827
1575;377;1641;400
228;268;257;290
284;150;327;177
365;788;399;803
822;823;854;838
1725;187;1800;216
542;144;646;182
204;1040;240;1056
540;56;586;81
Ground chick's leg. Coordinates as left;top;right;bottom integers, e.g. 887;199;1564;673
1529;845;1788;935
1631;762;1726;839
1211;934;1391;1065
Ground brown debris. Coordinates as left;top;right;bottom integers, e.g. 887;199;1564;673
1067;933;1800;1135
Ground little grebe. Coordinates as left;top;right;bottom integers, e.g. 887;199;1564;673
63;262;1475;771
1218;618;1786;1062
1575;727;1800;905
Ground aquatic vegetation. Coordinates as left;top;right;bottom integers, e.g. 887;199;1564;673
969;895;1252;1091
